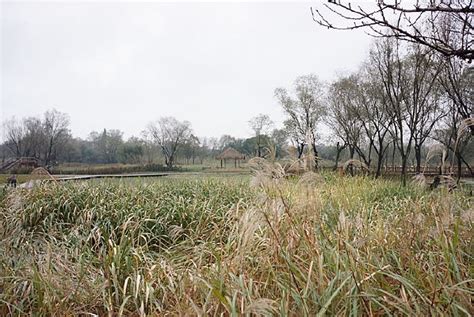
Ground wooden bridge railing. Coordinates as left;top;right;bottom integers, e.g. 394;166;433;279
321;165;472;177
382;165;471;176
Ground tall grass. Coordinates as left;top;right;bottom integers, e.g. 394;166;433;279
0;174;472;315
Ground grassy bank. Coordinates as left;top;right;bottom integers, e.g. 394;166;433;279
0;174;472;315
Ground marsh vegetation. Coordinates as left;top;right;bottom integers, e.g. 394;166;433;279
1;171;472;315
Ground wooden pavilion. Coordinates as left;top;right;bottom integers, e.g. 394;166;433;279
216;147;246;168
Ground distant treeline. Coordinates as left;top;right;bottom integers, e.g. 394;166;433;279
2;40;473;181
1;108;471;173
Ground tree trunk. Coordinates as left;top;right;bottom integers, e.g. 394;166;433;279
414;144;422;174
312;142;318;171
375;153;383;178
257;135;261;157
367;140;373;169
391;142;396;169
456;151;462;183
400;154;408;187
45;139;54;167
297;143;305;159
333;142;344;171
167;155;174;168
349;146;355;176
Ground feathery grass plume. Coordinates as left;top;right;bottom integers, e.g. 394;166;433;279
262;144;277;161
248;157;285;178
229;207;264;267
439;175;458;192
454;118;474;159
16;167;59;189
30;167;56;180
460;208;474;223
455;118;474;144
424;144;447;174
244;298;278;315
297;171;325;187
304;128;319;171
248;157;287;189
411;173;427;187
281;158;307;176
342;159;369;175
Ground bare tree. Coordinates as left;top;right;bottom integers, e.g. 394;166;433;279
352;67;394;177
283;119;306;159
370;39;446;183
3;118;26;157
22;117;46;159
3;109;70;165
271;128;290;158
140;130;160;164
43;109;71;166
438;56;474;134
311;0;473;61
401;45;446;173
249;114;273;157
433;103;473;179
327;75;367;174
333;141;347;171
370;38;412;185
275;74;326;169
147;117;192;168
328;70;395;177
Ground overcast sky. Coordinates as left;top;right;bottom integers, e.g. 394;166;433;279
1;1;372;140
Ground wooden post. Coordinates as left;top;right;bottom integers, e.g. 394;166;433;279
234;159;237;168
221;159;223;168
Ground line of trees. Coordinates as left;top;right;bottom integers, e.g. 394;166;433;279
1;111;296;168
2;49;473;178
308;0;473;185
274;38;473;184
3;42;473;179
2;38;472;179
2;109;70;167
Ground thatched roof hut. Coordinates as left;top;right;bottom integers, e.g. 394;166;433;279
216;147;245;168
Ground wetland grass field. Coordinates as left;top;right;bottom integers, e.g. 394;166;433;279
0;172;472;316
